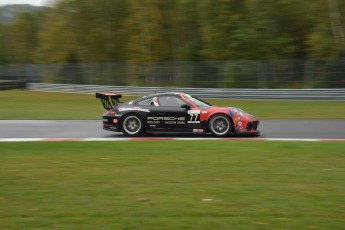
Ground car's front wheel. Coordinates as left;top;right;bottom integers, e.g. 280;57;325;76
121;114;145;136
208;114;232;137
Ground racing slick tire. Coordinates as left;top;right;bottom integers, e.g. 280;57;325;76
121;114;145;137
208;114;233;137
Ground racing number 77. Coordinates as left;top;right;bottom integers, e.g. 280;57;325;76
187;110;200;124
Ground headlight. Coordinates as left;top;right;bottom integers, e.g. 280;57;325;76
233;108;244;117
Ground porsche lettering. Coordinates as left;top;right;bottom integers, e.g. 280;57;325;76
148;117;185;121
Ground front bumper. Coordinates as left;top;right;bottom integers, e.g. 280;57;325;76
234;130;260;136
246;121;259;131
234;120;260;136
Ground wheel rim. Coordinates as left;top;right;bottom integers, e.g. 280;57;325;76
123;116;141;135
211;116;230;136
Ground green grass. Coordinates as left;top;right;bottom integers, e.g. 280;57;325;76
1;141;345;229
0;89;344;119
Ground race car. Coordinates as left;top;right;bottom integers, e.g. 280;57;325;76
96;92;259;137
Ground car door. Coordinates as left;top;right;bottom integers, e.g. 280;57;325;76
147;95;189;129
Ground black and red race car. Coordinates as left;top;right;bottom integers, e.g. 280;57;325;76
96;92;259;137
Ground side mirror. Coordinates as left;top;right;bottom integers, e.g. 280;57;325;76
181;104;191;110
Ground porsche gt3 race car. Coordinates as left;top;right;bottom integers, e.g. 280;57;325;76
96;92;259;137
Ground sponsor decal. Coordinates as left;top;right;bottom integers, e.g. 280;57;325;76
193;129;204;133
148;120;160;125
119;107;150;113
188;110;200;114
148;117;185;121
236;121;243;131
165;121;177;124
148;117;186;125
188;110;200;123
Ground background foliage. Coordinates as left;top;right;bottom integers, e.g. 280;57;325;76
0;0;345;64
0;0;345;88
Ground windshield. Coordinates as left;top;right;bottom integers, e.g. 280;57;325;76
185;94;212;108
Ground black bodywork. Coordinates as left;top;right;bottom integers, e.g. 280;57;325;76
99;93;204;134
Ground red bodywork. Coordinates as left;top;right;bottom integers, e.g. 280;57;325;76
180;93;259;134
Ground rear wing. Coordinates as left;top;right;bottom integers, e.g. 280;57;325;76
95;92;122;110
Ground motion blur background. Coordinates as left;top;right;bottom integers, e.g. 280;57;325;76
0;0;345;88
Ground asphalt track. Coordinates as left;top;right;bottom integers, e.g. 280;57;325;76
0;120;344;139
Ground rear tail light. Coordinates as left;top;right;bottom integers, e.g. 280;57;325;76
106;110;116;115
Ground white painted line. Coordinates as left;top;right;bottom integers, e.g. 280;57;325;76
176;138;221;141
82;138;130;141
266;138;320;142
0;137;344;142
0;138;43;142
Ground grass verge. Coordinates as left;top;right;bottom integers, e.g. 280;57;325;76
0;90;345;119
1;141;344;229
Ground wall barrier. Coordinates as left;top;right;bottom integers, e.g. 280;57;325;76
28;83;345;101
0;80;27;90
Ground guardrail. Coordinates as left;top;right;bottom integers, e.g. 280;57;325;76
0;80;27;90
28;83;345;101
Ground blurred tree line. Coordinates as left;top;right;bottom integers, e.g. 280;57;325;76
0;0;344;65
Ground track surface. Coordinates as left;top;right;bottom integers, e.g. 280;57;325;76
0;120;344;139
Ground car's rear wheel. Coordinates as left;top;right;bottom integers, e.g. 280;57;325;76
208;114;232;137
121;114;145;136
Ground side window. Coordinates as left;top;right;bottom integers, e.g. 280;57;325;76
137;98;153;106
137;97;159;106
158;96;185;107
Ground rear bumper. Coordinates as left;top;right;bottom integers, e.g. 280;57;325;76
102;116;120;132
103;124;119;131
